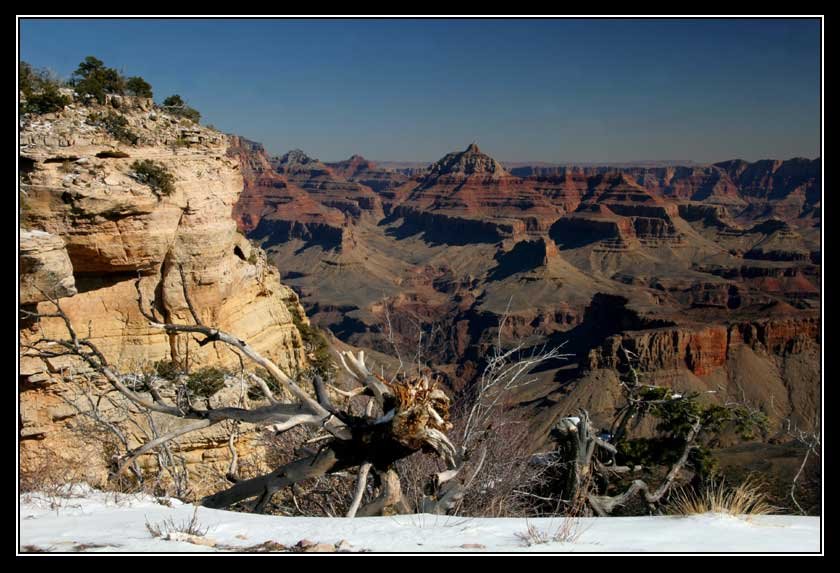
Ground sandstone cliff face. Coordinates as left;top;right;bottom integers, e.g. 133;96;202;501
586;316;820;378
20;229;77;305
19;97;308;493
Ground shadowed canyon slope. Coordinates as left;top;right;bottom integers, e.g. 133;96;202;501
234;142;821;447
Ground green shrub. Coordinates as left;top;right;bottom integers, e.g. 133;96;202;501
162;94;201;123
24;84;71;115
614;390;771;482
186;367;228;398
88;111;138;145
71;56;125;105
284;303;332;374
95;150;130;159
125;76;153;98
154;359;182;382
162;94;184;107
131;160;175;197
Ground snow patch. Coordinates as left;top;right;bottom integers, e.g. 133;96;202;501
19;489;820;553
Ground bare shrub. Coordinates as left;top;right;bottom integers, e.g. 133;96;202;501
145;507;208;538
20;450;93;512
20;450;88;495
52;369;193;500
515;515;585;546
455;408;546;516
447;337;568;517
784;419;821;515
388;298;570;517
394;359;561;518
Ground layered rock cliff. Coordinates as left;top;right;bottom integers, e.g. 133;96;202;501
19;96;308;492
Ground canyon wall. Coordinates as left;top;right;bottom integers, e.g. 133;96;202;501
19;96;308;493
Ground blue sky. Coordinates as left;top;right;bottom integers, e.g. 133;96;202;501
19;18;821;164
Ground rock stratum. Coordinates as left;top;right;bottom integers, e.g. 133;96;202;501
19;96;309;493
234;142;820;450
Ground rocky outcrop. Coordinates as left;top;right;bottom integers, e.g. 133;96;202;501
20;229;77;305
326;155;409;202
390;205;521;244
19;97;308;494
677;203;732;228
715;157;820;203
509;158;819;217
547;173;687;250
428;143;508;177
273;148;328;176
234;146;385;252
488;236;559;280
528;312;822;439
326;154;378;179
230;136;347;249
550;207;637;250
384;145;577;243
586;315;820;377
272;150;383;220
744;223;811;262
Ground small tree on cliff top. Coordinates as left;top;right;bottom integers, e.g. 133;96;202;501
161;94;201;123
126;76;153;98
71;56;125;104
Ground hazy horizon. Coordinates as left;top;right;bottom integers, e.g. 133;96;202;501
19;18;821;163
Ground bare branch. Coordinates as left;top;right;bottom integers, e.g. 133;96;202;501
339;350;393;407
116;419;216;477
345;463;371;518
177;264;204;327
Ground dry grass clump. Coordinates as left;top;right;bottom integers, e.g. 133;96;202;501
667;477;776;517
515;515;585;547
145;507;208;538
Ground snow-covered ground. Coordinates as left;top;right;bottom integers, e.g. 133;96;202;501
19;486;821;553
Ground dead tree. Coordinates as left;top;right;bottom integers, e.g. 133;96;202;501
553;409;701;516
548;346;768;516
20;282;462;515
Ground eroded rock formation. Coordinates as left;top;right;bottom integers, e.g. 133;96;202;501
19;97;308;493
